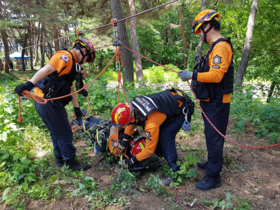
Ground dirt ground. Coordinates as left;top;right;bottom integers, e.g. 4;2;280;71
1;118;279;210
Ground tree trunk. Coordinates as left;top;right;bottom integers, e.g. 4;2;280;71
1;29;10;73
179;5;188;69
0;59;2;71
47;42;53;59
266;81;276;103
33;22;41;67
28;22;34;71
195;0;206;60
127;0;144;81
234;0;259;89
110;0;134;85
40;23;45;68
21;34;28;71
53;25;60;51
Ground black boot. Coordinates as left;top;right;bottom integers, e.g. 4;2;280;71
55;157;64;167
195;175;222;191
197;161;208;170
65;159;91;171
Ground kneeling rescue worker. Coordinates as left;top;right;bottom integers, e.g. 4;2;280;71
15;38;96;171
111;88;194;186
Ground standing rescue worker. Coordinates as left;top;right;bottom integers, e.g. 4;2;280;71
15;38;96;171
178;10;234;191
111;88;194;186
16;59;21;71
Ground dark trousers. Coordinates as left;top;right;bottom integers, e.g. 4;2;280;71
155;114;184;172
35;101;76;161
200;101;230;178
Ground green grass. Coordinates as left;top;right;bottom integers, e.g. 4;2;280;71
1;65;277;210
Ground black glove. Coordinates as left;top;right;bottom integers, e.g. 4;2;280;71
15;81;35;96
117;134;131;150
122;157;138;168
74;107;83;119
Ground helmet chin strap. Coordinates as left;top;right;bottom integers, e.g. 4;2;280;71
201;24;213;43
77;48;87;64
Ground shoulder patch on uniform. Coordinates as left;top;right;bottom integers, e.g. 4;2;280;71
144;130;152;141
60;54;69;63
212;65;220;69
212;55;221;65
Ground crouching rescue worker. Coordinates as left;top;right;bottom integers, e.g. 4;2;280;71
111;88;194;186
15;38;96;171
178;10;234;191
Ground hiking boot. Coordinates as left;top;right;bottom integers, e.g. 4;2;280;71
162;174;174;186
55;157;64;167
197;161;208;170
65;159;91;171
195;175;222;191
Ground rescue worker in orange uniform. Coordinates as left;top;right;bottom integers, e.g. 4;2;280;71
111;88;194;186
16;59;21;71
15;38;96;171
178;10;234;191
1;61;4;71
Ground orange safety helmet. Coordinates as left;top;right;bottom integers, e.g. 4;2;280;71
130;137;146;157
73;38;96;63
192;9;220;34
111;102;135;129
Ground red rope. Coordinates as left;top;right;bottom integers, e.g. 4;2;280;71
174;187;205;210
121;43;280;150
115;46;128;103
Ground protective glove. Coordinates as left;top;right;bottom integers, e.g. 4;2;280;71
74;107;83;119
178;70;192;81
15;81;35;96
117;134;131;150
122;157;138;168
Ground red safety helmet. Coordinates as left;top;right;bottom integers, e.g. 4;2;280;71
130;137;146;157
111;102;134;129
73;38;96;63
192;9;220;34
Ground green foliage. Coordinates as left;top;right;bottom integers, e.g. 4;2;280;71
72;176;97;196
230;84;280;144
145;174;166;195
88;188;115;209
110;169;137;192
143;64;181;83
169;152;200;186
204;190;252;210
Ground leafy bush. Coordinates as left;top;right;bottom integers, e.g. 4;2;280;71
143;64;182;84
230;84;280;144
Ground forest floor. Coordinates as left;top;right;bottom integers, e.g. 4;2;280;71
1;117;279;210
1;77;279;210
